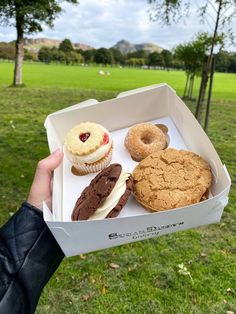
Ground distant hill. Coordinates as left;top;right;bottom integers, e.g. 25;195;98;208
23;37;163;54
24;38;94;53
112;40;164;54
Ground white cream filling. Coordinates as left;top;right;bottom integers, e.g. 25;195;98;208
66;137;112;165
88;171;130;220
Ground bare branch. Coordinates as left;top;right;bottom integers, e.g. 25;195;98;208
195;2;215;31
221;3;233;17
148;0;190;25
206;0;218;13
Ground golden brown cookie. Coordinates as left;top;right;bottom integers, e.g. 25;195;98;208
124;123;167;161
132;148;212;211
64;122;105;156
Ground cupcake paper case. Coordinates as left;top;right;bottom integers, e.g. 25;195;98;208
64;122;113;174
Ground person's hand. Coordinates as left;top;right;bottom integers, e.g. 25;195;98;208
27;148;64;210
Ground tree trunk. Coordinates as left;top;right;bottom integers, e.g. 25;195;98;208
13;19;24;85
190;74;195;99
188;73;195;100
188;74;191;99
195;0;223;124
195;58;207;120
187;73;194;100
183;72;189;98
204;55;216;133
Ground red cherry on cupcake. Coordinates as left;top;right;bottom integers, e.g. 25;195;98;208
101;133;109;145
79;132;90;142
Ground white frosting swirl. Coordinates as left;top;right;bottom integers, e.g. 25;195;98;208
88;171;130;220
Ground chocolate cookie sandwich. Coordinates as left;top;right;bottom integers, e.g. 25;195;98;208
71;163;133;221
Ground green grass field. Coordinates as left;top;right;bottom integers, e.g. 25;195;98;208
1;61;236;101
0;62;236;314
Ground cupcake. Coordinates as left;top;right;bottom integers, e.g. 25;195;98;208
64;122;113;174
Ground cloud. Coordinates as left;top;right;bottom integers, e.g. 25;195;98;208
0;0;235;51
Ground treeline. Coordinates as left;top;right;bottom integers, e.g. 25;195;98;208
37;39;175;68
0;38;236;72
215;51;236;73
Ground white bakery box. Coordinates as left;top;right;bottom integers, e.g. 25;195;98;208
43;83;231;257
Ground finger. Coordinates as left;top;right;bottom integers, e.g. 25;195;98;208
27;149;64;209
37;148;64;174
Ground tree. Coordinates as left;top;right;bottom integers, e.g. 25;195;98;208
64;51;83;65
148;0;190;25
126;50;148;64
0;0;78;86
82;49;96;63
24;49;37;61
148;0;236;131
194;1;228;129
59;38;74;53
127;50;148;59
126;58;146;67
94;48;113;65
174;33;216;100
109;48;124;64
228;54;236;73
160;49;173;68
175;43;197;99
215;50;231;72
0;42;15;59
38;46;53;63
148;52;164;67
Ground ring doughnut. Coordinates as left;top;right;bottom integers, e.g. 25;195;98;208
124;123;167;161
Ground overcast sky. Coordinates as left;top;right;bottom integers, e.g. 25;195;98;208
0;0;236;51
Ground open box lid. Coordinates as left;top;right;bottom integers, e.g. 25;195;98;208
44;83;231;223
43;84;231;256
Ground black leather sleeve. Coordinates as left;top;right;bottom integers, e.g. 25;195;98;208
0;202;64;314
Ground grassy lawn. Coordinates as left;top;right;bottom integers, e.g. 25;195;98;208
1;61;236;101
0;64;236;313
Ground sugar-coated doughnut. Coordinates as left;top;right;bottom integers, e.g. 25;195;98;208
124;123;167;161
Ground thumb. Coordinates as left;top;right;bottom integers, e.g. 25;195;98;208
36;148;64;179
27;148;64;209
